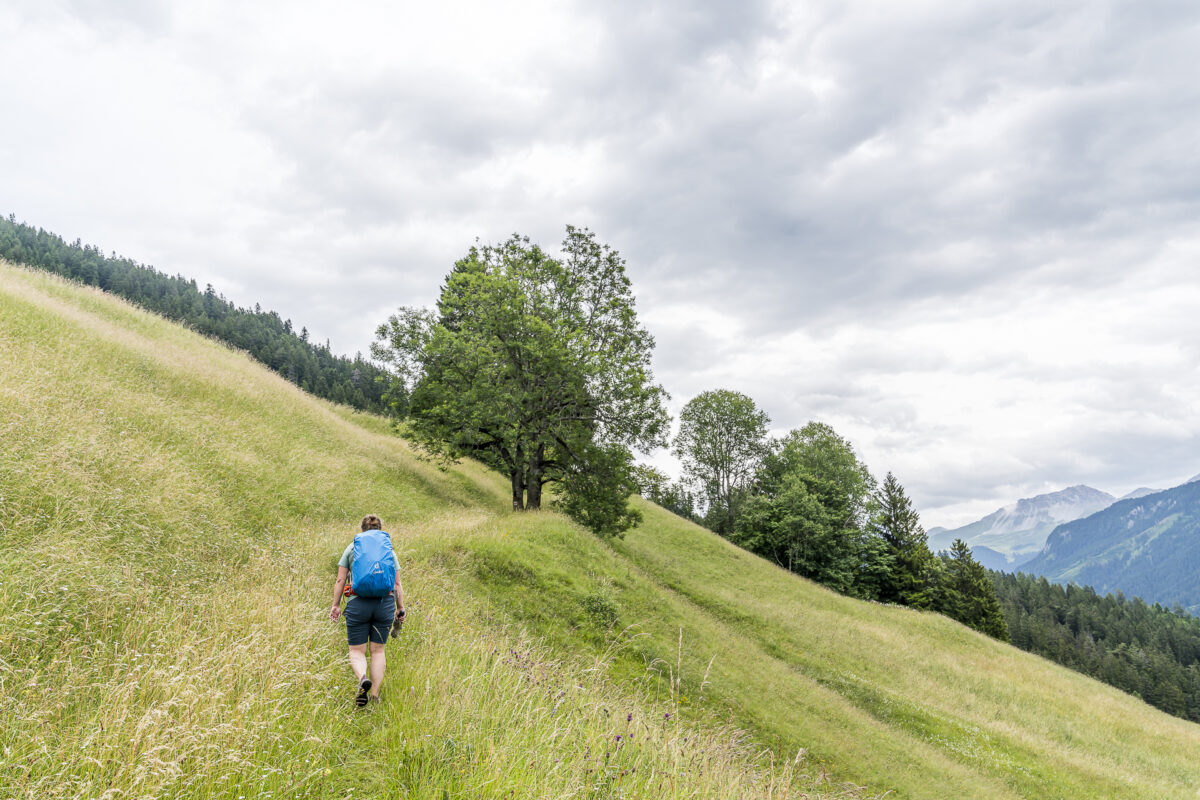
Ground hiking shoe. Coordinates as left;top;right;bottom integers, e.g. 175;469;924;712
356;677;372;707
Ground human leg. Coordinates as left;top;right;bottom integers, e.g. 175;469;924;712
368;641;386;698
364;595;394;698
344;597;374;706
348;643;368;681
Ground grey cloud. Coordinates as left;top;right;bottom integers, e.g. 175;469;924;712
5;0;1200;527
560;1;1200;340
15;0;172;36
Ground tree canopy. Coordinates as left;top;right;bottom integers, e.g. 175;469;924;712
672;389;770;534
731;421;890;598
733;471;866;594
757;422;878;526
872;472;937;608
372;227;668;536
939;540;1009;640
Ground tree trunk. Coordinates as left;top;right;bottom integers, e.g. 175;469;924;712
511;465;526;511
525;443;545;510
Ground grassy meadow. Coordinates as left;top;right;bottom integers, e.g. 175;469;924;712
2;260;1199;798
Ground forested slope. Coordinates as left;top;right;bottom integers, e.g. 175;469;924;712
1022;482;1200;613
994;572;1200;721
0;216;392;413
3;261;1200;799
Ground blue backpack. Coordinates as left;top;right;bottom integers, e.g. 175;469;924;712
350;530;397;598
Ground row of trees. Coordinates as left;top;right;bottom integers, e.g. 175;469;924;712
0;216;391;413
16;214;1194;718
366;226;1007;640
647;389;1007;640
993;573;1200;722
7;216;1009;641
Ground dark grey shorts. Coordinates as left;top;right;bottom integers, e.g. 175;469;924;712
344;594;395;646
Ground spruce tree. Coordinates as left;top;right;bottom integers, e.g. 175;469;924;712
872;472;936;608
942;539;1009;640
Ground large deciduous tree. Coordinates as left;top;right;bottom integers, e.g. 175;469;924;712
756;421;878;527
372;227;669;536
732;472;864;594
672;389;770;535
734;421;891;599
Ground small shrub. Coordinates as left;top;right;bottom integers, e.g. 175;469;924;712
580;589;620;629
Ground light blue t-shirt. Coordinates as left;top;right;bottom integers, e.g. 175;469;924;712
338;543;355;570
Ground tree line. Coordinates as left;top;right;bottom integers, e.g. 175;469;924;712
369;230;1004;641
0;215;392;413
994;572;1200;722
641;389;1009;640
13;215;1197;722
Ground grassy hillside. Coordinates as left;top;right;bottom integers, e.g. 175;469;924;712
3;261;1200;799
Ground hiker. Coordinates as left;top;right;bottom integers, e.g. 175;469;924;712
329;514;405;707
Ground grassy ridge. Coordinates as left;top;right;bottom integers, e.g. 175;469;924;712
3;261;1200;798
455;499;1200;798
0;263;856;799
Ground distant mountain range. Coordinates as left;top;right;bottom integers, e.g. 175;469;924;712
928;485;1117;568
933;474;1200;610
1022;479;1200;613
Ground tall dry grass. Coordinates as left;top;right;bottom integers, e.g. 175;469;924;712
0;263;863;799
7;259;1200;798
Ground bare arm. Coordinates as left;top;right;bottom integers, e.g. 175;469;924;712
394;575;405;617
330;565;348;620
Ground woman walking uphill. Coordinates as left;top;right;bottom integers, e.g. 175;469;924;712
330;514;405;707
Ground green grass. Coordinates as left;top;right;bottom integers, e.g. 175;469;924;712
2;261;1199;798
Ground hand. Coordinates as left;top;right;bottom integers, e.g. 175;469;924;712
395;608;406;620
330;604;341;621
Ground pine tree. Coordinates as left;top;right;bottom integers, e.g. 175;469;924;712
872;472;936;608
942;539;1009;640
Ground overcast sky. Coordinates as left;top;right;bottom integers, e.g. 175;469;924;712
4;0;1200;527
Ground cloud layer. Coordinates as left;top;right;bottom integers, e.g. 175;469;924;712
3;0;1200;526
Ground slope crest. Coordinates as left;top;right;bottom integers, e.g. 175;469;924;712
4;262;1200;799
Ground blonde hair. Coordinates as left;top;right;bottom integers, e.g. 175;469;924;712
360;514;383;532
